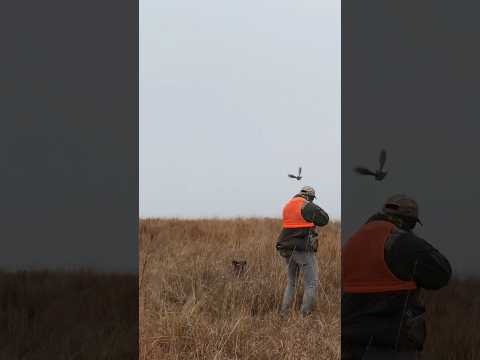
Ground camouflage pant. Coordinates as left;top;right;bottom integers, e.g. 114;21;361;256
280;251;318;315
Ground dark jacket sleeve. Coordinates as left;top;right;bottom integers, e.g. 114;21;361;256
301;201;329;226
385;230;452;290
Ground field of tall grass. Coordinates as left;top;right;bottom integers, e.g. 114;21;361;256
1;218;476;359
139;218;341;360
422;279;480;359
0;269;138;359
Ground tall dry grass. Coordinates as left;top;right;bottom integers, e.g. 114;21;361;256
139;218;340;360
0;269;138;359
421;278;480;359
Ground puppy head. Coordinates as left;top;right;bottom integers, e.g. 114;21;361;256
232;260;247;273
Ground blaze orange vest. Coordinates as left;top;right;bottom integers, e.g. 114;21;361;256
282;197;315;228
342;220;417;293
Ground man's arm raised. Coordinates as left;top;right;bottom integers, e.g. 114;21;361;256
301;201;329;227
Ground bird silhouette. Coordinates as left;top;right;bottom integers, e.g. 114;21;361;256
354;149;388;181
288;167;302;180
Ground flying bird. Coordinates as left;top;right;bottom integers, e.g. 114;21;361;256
288;167;302;181
354;149;388;181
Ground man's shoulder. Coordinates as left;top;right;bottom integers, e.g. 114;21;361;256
301;201;329;226
286;195;307;204
302;200;321;210
387;229;432;253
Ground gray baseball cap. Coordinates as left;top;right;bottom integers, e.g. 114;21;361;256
383;194;422;225
300;186;316;199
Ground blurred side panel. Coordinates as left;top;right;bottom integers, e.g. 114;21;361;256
1;1;138;358
343;1;480;359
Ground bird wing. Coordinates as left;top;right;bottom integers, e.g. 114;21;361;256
288;174;296;178
379;149;387;170
298;167;302;176
354;166;376;176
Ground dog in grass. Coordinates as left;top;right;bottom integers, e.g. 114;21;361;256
231;260;247;276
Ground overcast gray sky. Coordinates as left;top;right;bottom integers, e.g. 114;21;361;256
343;0;480;276
140;0;340;219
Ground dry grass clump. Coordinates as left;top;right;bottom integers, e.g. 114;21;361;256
421;278;480;359
139;218;340;360
0;269;138;359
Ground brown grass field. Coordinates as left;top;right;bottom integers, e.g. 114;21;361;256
139;218;341;360
3;219;475;359
421;279;480;359
140;218;480;360
0;269;138;359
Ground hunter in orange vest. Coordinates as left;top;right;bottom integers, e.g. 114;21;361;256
276;186;329;316
342;194;451;360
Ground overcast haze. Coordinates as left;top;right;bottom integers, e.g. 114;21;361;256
140;0;340;219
